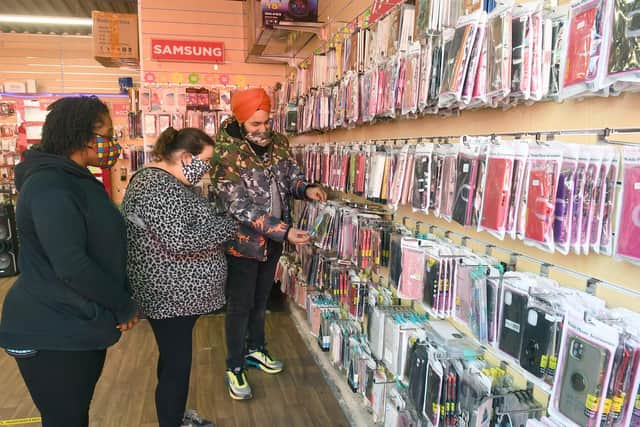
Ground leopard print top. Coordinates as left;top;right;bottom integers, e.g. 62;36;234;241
121;167;237;319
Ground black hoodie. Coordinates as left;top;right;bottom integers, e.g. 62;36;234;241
0;148;137;351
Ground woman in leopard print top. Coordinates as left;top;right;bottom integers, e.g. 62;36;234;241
121;127;236;427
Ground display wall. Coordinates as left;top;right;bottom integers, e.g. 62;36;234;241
138;0;286;88
0;33;139;93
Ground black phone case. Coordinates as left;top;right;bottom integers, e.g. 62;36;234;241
424;257;440;307
499;290;528;359
519;308;554;377
408;344;429;411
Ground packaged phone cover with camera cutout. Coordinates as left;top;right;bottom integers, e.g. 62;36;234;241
453;142;481;226
498;275;530;360
523;145;563;252
479;140;516;239
507;142;530;240
615;147;640;264
554;144;580;255
423;356;445;427
549;313;618;427
519;300;563;379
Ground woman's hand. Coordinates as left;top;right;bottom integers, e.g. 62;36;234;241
117;314;140;332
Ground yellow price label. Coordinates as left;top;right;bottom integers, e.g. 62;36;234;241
540;354;549;369
549;356;558;370
612;394;625;412
585;394;600;411
602;398;612;415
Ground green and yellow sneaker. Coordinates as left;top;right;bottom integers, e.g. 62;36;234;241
224;368;252;400
245;348;284;374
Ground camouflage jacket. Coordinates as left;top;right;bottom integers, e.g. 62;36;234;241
210;118;310;261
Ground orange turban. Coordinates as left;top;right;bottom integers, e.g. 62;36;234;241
231;88;271;123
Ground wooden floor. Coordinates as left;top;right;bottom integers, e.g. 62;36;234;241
0;278;349;427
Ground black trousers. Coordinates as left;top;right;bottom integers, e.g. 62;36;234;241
225;242;282;370
15;349;106;427
149;315;199;427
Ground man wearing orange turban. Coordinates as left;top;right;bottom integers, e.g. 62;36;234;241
210;88;326;401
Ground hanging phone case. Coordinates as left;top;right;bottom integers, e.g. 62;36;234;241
499;288;528;359
481;156;513;233
519;307;555;378
616;158;640;262
558;336;610;425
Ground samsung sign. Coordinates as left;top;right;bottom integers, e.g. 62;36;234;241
151;39;224;63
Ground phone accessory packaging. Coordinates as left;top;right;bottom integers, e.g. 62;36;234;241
554;144;579;255
549;314;618;427
507;142;530;240
615;147;640;264
453;143;481;226
498;274;530;360
523;145;562;253
478;141;516;239
519;301;562;379
398;238;428;301
423;356;445;427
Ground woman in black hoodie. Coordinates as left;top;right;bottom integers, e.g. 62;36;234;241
0;96;138;427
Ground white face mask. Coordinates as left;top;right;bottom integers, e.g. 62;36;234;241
181;155;211;185
243;127;273;148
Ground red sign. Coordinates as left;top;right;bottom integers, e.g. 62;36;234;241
110;102;129;117
368;0;404;23
151;39;225;63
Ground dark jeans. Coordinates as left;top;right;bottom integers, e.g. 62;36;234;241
225;242;282;370
15;349;106;427
149;315;199;427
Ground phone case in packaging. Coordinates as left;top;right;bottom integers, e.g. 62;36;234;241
419;38;435;112
549;10;569;98
554;144;580;255
143;112;158;137
440;146;460;221
471;26;490;107
512;142;532;240
453;144;481;226
486;4;513;105
402;43;422;116
615;147;640;264
519;303;561;379
487;278;500;346
549;315;618;427
479;141;515;239
498;279;529;360
560;0;604;99
569;150;591;254
398;238;427;301
530;6;546;101
439;14;480;108
605;0;640;90
589;149;613;253
580;148;604;256
523;145;562;252
423;357;444;427
600;151;620;256
412;144;435;213
510;5;534;100
462;17;488;106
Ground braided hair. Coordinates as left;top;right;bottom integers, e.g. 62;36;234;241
40;96;110;157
